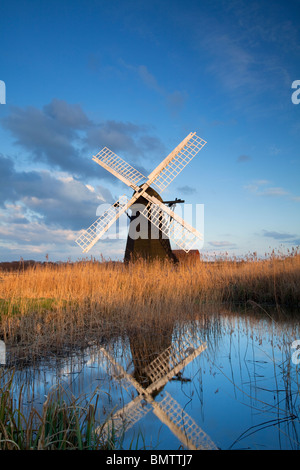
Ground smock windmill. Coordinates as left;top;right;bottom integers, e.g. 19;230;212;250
98;332;217;450
75;132;206;262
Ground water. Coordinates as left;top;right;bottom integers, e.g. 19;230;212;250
1;309;299;450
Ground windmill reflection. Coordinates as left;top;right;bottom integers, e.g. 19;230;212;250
99;322;218;450
128;323;173;392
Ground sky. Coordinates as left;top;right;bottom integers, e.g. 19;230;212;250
0;0;300;262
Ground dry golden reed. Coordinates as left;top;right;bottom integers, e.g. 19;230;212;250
0;249;299;358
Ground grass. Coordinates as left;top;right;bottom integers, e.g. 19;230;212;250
0;248;299;359
0;368;125;450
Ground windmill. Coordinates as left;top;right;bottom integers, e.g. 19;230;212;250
98;331;218;450
75;132;206;262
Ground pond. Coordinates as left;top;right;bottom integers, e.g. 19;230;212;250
1;308;299;450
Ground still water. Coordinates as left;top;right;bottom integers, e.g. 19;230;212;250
1;309;300;450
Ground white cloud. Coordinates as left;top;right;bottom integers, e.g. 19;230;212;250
120;60;188;115
261;187;288;197
244;179;299;200
1;100;164;179
208;240;236;247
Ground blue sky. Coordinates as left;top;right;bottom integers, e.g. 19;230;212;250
0;0;300;261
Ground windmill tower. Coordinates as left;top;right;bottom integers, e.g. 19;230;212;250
123;186;179;263
75;132;206;262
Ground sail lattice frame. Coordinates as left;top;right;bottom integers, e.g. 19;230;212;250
149;133;207;193
93;147;146;190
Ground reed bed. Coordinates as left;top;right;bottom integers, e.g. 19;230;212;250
0;368;122;450
0;251;299;450
0;249;299;359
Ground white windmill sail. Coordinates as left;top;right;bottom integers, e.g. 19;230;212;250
75;196;129;253
145;132;206;193
98;335;217;450
92;147;146;190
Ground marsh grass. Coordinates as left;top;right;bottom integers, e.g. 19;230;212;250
0;249;299;359
0;367;124;450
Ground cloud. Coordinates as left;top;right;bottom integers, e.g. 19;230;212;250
261;187;288;197
0;225;125;261
223;0;300;54
1;99;164;179
200;30;262;94
237;154;251;163
193;2;297;108
0;154;16;204
20;173;113;231
1;100;90;175
261;230;300;246
0;154;115;230
0;219;75;247
0;218;85;262
177;185;197;195
208;240;236;247
0;159;123;261
121;61;188;115
0;197;127;261
85;120;143;156
85;119;164;167
244;179;295;198
166;90;188;116
43;98;92;129
244;180;269;194
262;230;297;240
269;145;281;156
137;65;164;94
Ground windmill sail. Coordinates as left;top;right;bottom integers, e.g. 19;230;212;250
102;395;151;438
152;392;217;450
93;147;146;190
75;196;130;253
144;333;207;391
146;132;206;193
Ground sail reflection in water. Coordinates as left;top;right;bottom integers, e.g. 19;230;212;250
99;329;218;450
